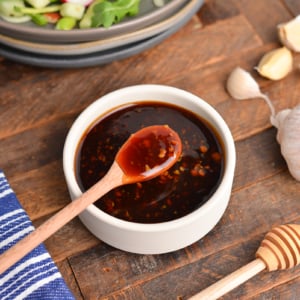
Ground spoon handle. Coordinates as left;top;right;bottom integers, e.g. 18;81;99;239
0;161;123;274
188;258;266;300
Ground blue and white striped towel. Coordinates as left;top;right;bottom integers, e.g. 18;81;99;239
0;171;75;300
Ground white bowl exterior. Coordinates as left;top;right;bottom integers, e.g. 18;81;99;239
63;84;236;254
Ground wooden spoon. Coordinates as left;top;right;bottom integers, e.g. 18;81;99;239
0;125;182;274
189;223;300;299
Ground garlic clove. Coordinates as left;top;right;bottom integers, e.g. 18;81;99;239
226;67;276;117
255;47;293;80
278;16;300;52
226;67;263;100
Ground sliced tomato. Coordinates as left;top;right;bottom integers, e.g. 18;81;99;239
43;12;61;23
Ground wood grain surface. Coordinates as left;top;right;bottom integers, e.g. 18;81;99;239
1;0;300;299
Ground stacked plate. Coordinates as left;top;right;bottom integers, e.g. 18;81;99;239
0;0;204;68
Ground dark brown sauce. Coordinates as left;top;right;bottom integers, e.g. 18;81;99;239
116;125;182;183
76;102;224;223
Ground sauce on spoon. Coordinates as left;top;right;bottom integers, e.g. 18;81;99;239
117;125;182;183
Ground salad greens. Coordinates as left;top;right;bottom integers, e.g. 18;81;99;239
26;0;51;8
0;0;142;29
0;0;26;18
14;4;61;14
92;0;140;28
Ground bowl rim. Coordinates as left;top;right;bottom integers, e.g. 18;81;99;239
63;84;236;232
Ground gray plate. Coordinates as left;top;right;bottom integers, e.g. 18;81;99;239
0;0;187;43
0;2;193;56
0;0;196;56
0;0;203;68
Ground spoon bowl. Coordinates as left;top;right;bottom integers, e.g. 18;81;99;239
117;125;182;184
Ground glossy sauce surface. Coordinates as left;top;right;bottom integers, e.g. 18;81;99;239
76;102;224;223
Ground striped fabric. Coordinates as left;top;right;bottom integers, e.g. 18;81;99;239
0;171;75;300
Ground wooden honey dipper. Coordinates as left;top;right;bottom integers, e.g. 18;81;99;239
189;224;300;299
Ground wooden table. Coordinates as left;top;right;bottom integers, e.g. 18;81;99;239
1;0;300;298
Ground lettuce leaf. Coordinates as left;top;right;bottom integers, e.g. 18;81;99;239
91;0;140;28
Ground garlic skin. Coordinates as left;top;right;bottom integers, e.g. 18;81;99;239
270;109;291;136
255;47;293;80
271;105;300;181
278;16;300;52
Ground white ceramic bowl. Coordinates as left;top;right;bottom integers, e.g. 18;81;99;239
63;84;236;254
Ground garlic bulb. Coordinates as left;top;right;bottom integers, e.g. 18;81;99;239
227;66;300;181
271;105;300;181
278;15;300;52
